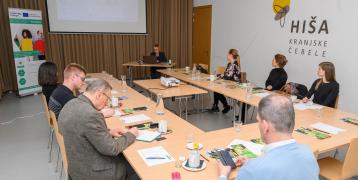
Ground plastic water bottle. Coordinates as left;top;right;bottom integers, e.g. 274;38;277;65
155;93;165;115
191;65;197;80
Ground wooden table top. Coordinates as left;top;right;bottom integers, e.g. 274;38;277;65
89;72;358;180
133;79;208;98
123;61;175;68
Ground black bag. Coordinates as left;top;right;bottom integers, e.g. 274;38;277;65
281;82;308;99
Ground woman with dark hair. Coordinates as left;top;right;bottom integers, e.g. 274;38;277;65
211;49;241;113
20;29;33;51
38;61;58;103
265;54;288;91
303;62;339;108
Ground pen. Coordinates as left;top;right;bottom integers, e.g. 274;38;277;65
200;153;210;162
146;157;166;159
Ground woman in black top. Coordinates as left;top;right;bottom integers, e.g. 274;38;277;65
211;49;241;113
303;62;339;108
265;54;288;91
38;62;58;103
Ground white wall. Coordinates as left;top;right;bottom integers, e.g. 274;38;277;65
211;0;358;114
193;0;212;7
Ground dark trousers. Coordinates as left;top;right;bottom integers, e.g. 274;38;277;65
213;92;228;107
150;67;166;79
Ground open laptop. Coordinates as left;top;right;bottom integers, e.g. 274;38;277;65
142;56;158;64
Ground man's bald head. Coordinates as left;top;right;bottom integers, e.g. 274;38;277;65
258;94;295;133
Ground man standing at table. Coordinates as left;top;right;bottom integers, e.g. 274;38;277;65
59;79;139;180
217;95;319;180
150;44;168;79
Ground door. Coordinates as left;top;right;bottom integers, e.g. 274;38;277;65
193;5;212;72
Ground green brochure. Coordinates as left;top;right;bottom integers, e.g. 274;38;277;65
341;117;358;126
295;127;331;140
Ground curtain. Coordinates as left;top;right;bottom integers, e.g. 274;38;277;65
0;0;193;93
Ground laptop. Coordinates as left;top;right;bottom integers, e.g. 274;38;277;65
142;56;158;64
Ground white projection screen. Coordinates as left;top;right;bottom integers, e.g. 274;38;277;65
46;0;147;34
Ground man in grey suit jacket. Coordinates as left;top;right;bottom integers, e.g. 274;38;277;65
58;79;139;180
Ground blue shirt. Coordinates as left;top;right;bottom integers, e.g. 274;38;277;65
219;142;319;180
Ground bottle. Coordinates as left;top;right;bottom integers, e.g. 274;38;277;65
121;75;127;93
155;93;165;115
191;64;197;80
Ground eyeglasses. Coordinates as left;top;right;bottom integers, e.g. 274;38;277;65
101;92;111;101
75;74;86;82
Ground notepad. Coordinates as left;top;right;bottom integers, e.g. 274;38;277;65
228;139;264;156
138;146;174;167
120;114;151;124
294;103;323;110
113;110;123;117
254;92;270;98
136;130;161;142
310;122;346;135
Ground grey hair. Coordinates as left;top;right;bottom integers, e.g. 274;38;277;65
258;94;295;133
85;79;112;93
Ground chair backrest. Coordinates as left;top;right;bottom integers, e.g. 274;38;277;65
49;111;68;176
40;94;53;128
342;138;358;179
198;63;209;72
216;66;225;75
334;96;339;109
240;72;247;83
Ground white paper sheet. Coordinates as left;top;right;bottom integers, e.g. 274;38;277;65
113;110;123;117
120;114;151;124
111;90;119;94
136;130;161;142
294;103;323;110
137;146;174;167
228;139;264;156
310;122;346;135
254;92;271;98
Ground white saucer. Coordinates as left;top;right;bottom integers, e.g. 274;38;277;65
182;160;206;172
186;143;203;150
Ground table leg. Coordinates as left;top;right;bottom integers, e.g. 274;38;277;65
179;98;182;118
245;103;248;125
185;97;188;120
233;98;237;122
128;66;133;87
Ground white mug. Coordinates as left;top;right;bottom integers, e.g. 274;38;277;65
159;120;167;133
209;74;215;81
290;95;297;102
185;66;190;72
111;97;119;107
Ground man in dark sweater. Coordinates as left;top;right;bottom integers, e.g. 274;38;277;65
49;63;87;118
150;44;168;79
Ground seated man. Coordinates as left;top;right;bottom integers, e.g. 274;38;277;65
58;79;139;180
218;95;319;180
150;44;168;79
48;63;114;118
48;63;87;118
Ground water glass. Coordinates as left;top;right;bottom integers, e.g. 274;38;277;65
245;84;252;99
186;133;194;144
195;70;201;80
233;120;243;132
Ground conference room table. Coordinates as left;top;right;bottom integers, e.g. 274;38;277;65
122;61;175;86
133;79;208;119
157;68;358;153
90;72;358;180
